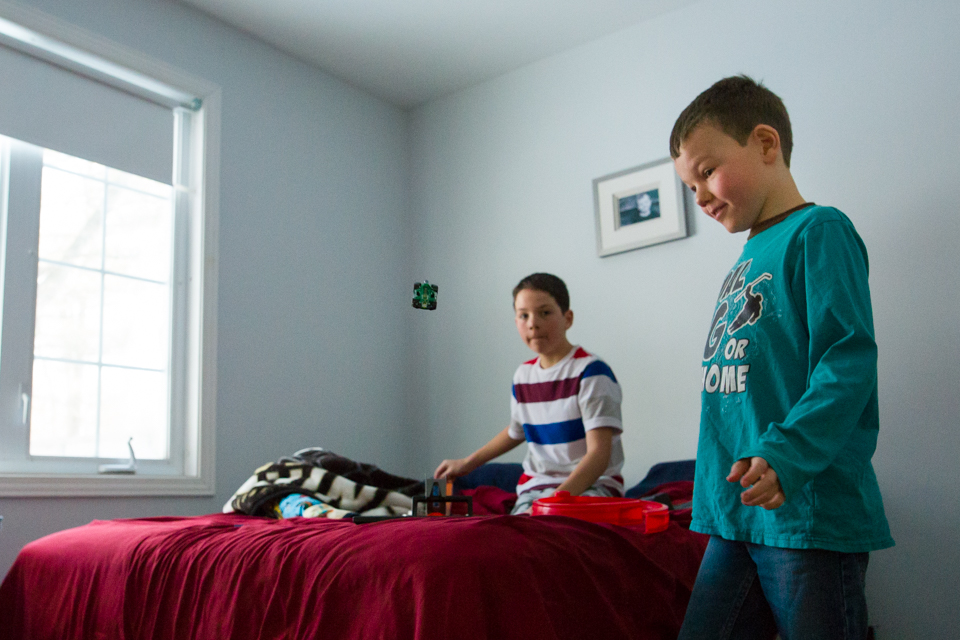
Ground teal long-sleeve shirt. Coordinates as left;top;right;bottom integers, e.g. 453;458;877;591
692;204;894;552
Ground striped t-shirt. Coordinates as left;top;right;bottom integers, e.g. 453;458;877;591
508;346;624;496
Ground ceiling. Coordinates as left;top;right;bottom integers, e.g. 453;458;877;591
180;0;698;109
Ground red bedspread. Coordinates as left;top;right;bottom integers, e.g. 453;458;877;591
0;513;707;640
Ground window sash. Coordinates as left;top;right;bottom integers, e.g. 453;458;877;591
0;136;187;477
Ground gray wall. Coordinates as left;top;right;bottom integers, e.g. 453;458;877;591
0;0;416;577
408;0;960;637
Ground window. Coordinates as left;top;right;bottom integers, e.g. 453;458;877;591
11;145;175;462
0;7;219;496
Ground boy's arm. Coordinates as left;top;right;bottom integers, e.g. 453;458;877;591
564;359;622;495
743;219;878;501
434;426;523;480
556;427;614;496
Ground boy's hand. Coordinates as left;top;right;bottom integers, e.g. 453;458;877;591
434;458;473;480
727;457;785;510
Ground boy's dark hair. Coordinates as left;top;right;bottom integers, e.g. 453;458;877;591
669;75;794;167
512;273;570;313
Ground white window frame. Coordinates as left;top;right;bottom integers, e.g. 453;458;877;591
0;3;219;496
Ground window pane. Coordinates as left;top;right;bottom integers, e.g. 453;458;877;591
104;183;172;281
29;360;99;457
38;166;103;268
100;367;167;460
28;146;175;464
101;275;169;370
34;263;102;361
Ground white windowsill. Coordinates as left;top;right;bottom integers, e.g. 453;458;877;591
0;472;215;497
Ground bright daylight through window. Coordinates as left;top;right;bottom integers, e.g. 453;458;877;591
31;147;173;460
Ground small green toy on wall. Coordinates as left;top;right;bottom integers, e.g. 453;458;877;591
412;280;438;310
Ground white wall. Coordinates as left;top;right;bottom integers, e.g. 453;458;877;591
0;0;416;577
408;0;960;637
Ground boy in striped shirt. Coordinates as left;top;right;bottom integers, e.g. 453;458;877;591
434;273;624;514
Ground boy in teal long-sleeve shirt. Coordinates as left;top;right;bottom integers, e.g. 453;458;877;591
671;76;892;639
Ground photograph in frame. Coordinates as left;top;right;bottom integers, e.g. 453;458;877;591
593;158;687;257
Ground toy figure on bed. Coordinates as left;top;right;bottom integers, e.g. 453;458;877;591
434;273;625;514
412;280;438;310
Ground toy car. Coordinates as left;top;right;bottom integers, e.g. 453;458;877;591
412;281;438;310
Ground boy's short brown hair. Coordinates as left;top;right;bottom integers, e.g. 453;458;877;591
669;75;794;167
512;273;570;313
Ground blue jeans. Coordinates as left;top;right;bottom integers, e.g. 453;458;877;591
678;536;870;640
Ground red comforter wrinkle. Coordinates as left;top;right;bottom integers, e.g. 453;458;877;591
0;513;708;640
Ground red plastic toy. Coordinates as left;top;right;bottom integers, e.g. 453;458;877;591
531;491;669;533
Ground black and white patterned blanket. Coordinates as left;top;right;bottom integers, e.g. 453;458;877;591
223;448;424;519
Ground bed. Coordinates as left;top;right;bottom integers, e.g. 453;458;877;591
0;457;705;640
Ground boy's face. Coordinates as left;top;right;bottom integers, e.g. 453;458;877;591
514;288;573;360
673;122;771;234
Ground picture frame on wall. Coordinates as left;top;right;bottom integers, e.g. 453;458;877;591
592;157;687;257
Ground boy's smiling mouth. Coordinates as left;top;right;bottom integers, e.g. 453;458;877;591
706;203;727;219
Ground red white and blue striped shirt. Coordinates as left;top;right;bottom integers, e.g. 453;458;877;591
508;346;624;496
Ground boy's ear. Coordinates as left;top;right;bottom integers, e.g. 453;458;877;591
752;124;781;165
564;309;574;328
